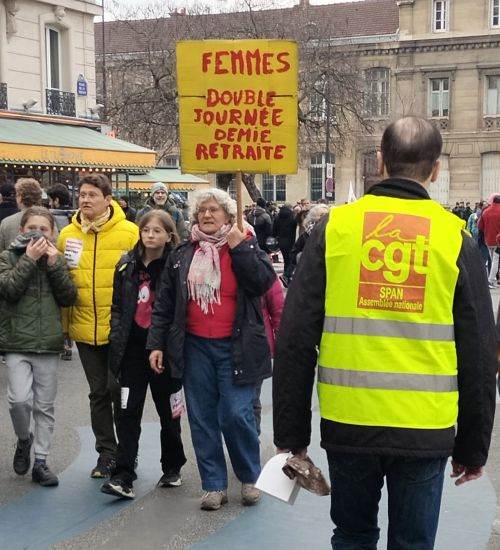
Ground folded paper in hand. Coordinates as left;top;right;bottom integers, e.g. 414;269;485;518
170;390;185;419
255;453;300;504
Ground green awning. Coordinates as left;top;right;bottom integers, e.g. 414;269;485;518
0;117;156;171
118;168;210;191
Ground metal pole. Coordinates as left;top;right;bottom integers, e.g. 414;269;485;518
324;82;331;202
236;171;243;231
101;0;107;121
125;171;129;198
72;171;76;208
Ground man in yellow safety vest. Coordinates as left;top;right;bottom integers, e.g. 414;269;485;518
273;117;497;549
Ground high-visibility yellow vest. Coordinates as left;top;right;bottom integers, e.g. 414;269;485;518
318;195;465;430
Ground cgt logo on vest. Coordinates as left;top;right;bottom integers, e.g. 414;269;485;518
358;212;431;313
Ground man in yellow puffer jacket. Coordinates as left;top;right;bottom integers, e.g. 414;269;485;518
57;174;138;478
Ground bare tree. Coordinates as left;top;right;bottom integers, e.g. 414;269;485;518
96;0;368;199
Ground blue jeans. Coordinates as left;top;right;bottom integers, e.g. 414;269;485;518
183;334;261;491
327;452;447;550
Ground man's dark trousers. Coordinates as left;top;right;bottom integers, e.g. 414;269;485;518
76;342;120;458
327;452;447;550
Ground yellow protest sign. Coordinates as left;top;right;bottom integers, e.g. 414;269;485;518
177;39;298;174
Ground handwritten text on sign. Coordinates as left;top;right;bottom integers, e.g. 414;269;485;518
177;40;298;174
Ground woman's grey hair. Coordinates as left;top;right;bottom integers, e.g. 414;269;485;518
304;204;330;227
189;188;237;224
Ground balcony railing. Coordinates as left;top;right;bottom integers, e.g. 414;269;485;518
483;116;500;131
0;83;7;110
429;117;449;132
46;89;76;117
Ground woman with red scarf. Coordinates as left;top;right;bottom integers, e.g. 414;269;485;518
148;189;275;511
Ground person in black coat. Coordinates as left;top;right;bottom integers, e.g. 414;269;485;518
117;197;137;223
248;197;273;252
101;210;186;500
273;204;296;283
0;183;19;224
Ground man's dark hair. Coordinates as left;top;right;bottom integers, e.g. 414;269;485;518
78;174;112;197
493;195;500;204
0;182;15;199
47;183;71;207
381;117;442;181
256;197;266;208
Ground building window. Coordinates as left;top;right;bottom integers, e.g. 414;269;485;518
430;78;449;117
429;155;450;206
363;150;380;194
486;76;500;115
216;174;236;199
163;155;179;168
493;0;499;27
262;174;286;202
433;1;448;32
482;153;500;199
310;77;326;120
309;153;333;201
364;68;390;118
46;27;60;90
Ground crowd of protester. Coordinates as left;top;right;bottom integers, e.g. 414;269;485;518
0;126;498;549
0;175;285;507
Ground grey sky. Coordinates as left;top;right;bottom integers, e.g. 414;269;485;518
102;0;364;21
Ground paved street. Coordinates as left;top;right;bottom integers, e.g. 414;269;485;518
0;284;498;550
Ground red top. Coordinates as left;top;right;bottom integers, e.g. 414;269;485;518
186;243;238;339
478;203;500;246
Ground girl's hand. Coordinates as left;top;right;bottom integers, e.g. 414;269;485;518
26;238;48;261
46;242;59;266
149;350;164;374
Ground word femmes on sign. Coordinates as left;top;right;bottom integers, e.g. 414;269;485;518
201;49;291;75
194;89;286;161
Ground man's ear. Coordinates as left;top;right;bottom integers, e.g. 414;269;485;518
105;194;112;205
376;151;385;177
430;160;441;183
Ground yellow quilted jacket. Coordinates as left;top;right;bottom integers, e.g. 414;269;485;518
57;202;139;346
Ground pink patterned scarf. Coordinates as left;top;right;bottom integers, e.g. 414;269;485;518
187;223;232;314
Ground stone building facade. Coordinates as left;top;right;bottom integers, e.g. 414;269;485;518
95;0;500;206
0;0;101;118
345;0;500;206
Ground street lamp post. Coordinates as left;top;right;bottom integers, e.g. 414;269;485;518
101;0;107;121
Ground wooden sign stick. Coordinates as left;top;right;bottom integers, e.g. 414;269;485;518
236;171;244;231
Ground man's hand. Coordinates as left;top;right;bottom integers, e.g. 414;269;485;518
227;224;246;249
26;237;48;261
149;350;164;374
46;242;59;267
451;460;484;486
276;447;308;458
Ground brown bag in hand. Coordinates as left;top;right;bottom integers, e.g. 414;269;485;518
282;455;331;496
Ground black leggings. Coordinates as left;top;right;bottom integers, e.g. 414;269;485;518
114;343;186;484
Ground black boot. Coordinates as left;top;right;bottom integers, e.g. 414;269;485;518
13;433;33;475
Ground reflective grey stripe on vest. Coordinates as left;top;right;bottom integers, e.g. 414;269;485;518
318;366;458;392
323;316;454;341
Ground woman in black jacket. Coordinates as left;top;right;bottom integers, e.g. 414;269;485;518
101;210;186;500
147;188;275;511
273;204;297;285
